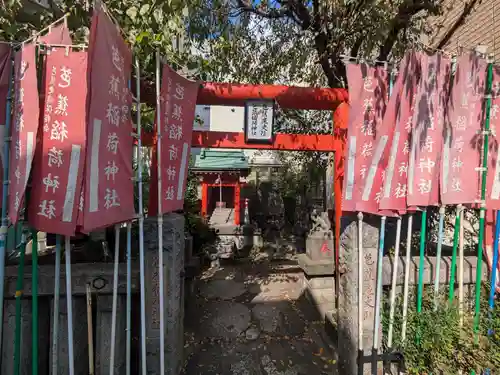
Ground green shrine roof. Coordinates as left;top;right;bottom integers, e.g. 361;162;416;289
192;149;249;171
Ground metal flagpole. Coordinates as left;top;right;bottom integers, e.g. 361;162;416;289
473;57;493;341
109;223;120;374
155;47;166;375
372;66;393;365
126;221;132;375
387;215;402;349
13;231;27;375
401;213;413;341
0;47;14;360
32;229;39;375
357;212;363;359
65;236;75;375
458;207;465;325
433;205;446;309
51;235;62;374
86;283;94;375
488;211;500;341
125;74;133;375
372;215;386;364
135;56;147;375
416;209;427;315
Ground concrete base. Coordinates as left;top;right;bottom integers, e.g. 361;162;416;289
303;276;335;319
298;254;335;276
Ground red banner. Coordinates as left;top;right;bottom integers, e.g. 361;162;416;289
0;46;12;211
441;53;486;205
82;7;135;231
342;63;388;213
8;44;39;224
361;54;412;216
486;66;500;209
27;49;87;235
379;51;420;212
148;64;199;215
407;53;451;207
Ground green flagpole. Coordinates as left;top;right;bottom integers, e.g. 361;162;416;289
473;58;493;341
448;205;462;303
13;231;26;375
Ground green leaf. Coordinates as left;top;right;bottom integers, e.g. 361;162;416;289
136;31;150;43
125;6;137;21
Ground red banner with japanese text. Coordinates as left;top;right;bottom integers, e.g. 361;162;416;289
342;63;388;213
407;53;451;207
485;65;500;209
379;51;420;212
441;53;486;205
148;64;199;215
0;46;12;211
8;44;39;224
27;48;87;235
360;54;411;216
82;7;135;231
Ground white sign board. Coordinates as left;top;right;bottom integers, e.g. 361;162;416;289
244;100;274;143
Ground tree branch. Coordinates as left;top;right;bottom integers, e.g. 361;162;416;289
436;0;480;49
377;0;441;61
235;0;294;20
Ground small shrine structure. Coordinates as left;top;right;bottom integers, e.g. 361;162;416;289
191;149;250;226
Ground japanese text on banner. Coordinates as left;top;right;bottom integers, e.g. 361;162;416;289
83;8;135;231
360;55;413;216
407;53;451;207
342;63;388;213
148;64;199;216
441;54;485;205
380;51;420;213
8;44;39;224
27;48;87;236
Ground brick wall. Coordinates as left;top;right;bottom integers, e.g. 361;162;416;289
425;0;500;58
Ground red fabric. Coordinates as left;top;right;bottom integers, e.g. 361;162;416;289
148;64;199;215
379;51;419;213
342;63;389;214
0;46;12;211
407;53;451;207
37;23;72;45
8;44;39;224
441;53;486;204
82;7;135;231
27;49;87;236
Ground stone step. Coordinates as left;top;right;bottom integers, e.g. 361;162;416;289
209;208;234;225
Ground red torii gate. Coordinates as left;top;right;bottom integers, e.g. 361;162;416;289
142;82;349;254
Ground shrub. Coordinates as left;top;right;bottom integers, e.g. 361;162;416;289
383;285;500;374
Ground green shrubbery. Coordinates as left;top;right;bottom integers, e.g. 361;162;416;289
383;285;500;374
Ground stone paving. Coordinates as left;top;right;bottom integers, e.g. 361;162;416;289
182;259;337;375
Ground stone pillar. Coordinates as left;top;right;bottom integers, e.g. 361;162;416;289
337;216;381;375
144;213;185;375
49;297;88;374
298;215;336;322
95;295;126;374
